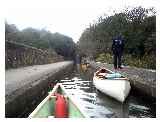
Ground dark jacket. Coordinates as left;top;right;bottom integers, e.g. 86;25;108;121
112;37;124;54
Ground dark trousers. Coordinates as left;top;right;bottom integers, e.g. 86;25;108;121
113;53;122;69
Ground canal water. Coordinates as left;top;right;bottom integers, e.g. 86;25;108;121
53;65;156;118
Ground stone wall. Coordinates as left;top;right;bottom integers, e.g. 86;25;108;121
5;61;74;117
5;41;64;69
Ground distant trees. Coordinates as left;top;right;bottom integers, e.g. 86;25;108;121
5;22;20;41
5;23;76;59
78;6;156;69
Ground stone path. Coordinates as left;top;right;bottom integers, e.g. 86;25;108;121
5;61;73;96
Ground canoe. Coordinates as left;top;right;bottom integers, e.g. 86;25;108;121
29;83;89;118
93;68;131;102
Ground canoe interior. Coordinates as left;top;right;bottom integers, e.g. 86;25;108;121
95;68;127;80
30;84;85;118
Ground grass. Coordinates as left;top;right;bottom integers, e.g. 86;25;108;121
96;53;155;69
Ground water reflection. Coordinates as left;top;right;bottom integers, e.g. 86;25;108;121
60;75;118;118
57;65;155;118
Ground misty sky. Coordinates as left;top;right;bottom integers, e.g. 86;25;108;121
5;0;158;42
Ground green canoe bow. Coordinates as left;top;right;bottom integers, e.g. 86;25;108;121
29;83;88;118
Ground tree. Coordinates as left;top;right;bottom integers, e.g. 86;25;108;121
5;23;76;59
5;22;19;41
78;6;156;69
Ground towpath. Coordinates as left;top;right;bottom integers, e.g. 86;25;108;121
5;61;73;97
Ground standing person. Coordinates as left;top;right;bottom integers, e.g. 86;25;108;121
112;35;124;69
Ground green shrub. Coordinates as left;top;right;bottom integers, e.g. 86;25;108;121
123;54;155;69
96;53;112;63
96;53;155;69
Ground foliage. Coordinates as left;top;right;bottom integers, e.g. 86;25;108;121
78;6;156;69
96;53;155;69
5;23;76;59
123;54;155;69
96;53;113;63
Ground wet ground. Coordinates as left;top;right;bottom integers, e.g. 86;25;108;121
54;65;156;118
